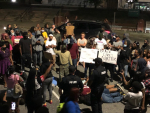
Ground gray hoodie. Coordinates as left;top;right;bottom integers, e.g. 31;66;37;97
32;30;44;51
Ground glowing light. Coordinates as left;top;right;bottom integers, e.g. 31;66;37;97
11;0;16;2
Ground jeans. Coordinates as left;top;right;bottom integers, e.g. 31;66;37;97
33;51;42;65
91;85;104;113
42;77;53;103
72;59;77;68
84;63;94;78
124;65;128;77
21;54;31;70
102;88;123;103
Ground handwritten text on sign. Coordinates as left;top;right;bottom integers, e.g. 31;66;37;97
98;49;118;64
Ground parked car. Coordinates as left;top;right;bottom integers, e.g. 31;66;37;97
57;20;112;39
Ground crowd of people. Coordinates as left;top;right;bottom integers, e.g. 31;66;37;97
0;22;150;113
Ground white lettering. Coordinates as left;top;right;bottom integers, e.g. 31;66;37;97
101;71;106;75
69;81;77;84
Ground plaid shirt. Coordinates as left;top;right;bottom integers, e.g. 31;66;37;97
142;78;150;95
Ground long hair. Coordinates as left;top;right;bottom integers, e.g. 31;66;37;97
68;88;80;102
26;68;36;97
4;41;10;49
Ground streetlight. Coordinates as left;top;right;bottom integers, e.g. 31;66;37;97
11;0;16;3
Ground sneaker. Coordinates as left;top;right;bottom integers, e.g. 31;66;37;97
49;100;52;104
116;84;125;94
42;103;47;107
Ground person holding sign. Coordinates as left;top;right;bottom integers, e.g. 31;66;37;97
77;32;87;68
45;34;56;71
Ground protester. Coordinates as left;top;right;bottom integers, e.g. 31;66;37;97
50;24;55;34
124;81;143;113
59;65;83;102
5;24;12;36
32;31;44;67
13;24;19;33
46;34;56;71
44;23;50;35
25;63;53;113
10;30;15;38
40;57;53;106
64;88;81;113
67;38;79;68
0;41;11;87
97;26;108;39
36;24;41;31
41;27;48;43
88;58;106;113
141;39;150;52
19;32;32;71
53;28;61;50
28;30;35;39
1;33;13;47
5;66;23;113
77;32;87;68
11;30;23;64
54;45;72;81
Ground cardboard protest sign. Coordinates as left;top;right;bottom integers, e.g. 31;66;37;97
79;48;97;63
66;26;75;35
98;49;118;64
43;51;53;61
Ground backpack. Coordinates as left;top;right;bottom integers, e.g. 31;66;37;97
131;59;139;71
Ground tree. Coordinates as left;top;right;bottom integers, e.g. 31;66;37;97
88;0;103;9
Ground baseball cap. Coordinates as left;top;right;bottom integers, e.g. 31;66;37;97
49;34;53;37
93;58;102;64
69;65;76;73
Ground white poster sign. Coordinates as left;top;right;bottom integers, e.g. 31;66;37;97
79;48;97;63
98;49;118;64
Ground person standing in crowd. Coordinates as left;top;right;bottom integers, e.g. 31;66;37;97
119;40;131;80
94;33;107;50
1;33;13;47
13;24;19;33
124;81;143;113
130;41;140;60
25;63;53;113
28;30;35;39
0;41;11;87
11;30;23;64
112;35;123;73
45;34;56;71
5;24;12;36
122;33;131;45
84;39;95;78
64;88;81;113
50;24;55;34
44;23;50;35
77;32;87;68
59;65;83;102
41;27;48;42
54;45;72;81
97;26;108;39
88;58;107;113
141;39;150;52
53;28;61;50
105;42;115;82
36;24;41;31
32;31;44;67
67;38;79;68
10;30;15;38
19;32;32;71
5;66;23;113
40;57;53;106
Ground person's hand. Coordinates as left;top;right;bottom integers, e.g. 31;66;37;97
120;71;124;76
51;45;54;48
36;41;40;43
121;47;124;50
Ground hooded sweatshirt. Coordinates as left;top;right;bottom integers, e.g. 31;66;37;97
32;30;44;51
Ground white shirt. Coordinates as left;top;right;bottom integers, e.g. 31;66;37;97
94;38;107;50
124;91;143;110
45;40;56;55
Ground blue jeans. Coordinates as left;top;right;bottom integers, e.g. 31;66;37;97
124;65;128;77
102;88;123;103
72;59;77;68
84;63;94;78
33;51;42;65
